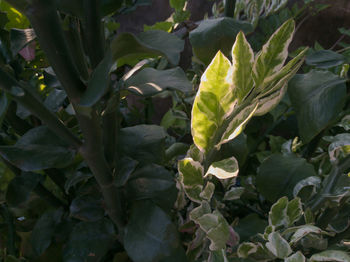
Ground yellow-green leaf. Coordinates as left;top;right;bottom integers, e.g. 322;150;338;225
206;157;239;180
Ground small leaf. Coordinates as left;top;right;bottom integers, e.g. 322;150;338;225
199;182;215;201
178;158;204;203
286;198;303;226
266;232;292;258
124;201;186;262
285;252;306;262
289;225;331;245
238;243;258;258
269;196;288;227
310;250;350;262
206;157;239;179
223;187;244;201
124;67;192;96
306;50;345;69
288;70;346;143
293;176;321;201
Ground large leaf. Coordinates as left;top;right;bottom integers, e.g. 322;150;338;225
257;154;316;202
306;50;345;69
63;219;115;261
310;250;350;262
189;17;253;65
178;158;204;203
119;125;166;165
288;70;346;142
234;214;267;242
6;172;43;206
124;67;192;96
111;30;184;65
126;164;177;211
31;209;63;255
124;201;186;262
0;126;74;171
253;19;295;88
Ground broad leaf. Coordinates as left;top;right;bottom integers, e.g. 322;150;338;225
206;157;239;179
63;219;115;261
178;158;204;203
285;252;306;262
253;19;295;87
0;126;74;171
124;67;192;96
31;209;63;255
257;154;316;202
310;250;350;262
268;197;302;227
288;70;346;142
234;214;267;242
223;187;244;201
266;232;292;259
189;17;253;65
126;164;177;211
289;225;331;245
119;125;166;165
111;30;184;65
306;50;345;69
124;201;186;262
70;194;104;222
293;176;321;201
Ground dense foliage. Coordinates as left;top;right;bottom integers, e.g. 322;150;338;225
0;0;349;261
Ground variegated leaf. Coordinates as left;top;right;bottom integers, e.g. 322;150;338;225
206;157;239;179
310;250;350;262
266;232;292;259
254;85;287;116
285;252;306;262
178;158;204;203
253;19;295;88
199;182;215;201
191;51;235;153
231;31;255;103
219;102;258;147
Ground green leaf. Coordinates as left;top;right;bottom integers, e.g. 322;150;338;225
6;172;43;206
189;17;253;65
285;252;306;262
254;85;287;116
253;19;295;87
306;50;345;69
119;125;166;165
208;250;228;262
124;67;192;96
70;194;104;222
44;89;67;112
115;156;138;187
0;1;29;30
63;219;115;262
144;21;172;32
293;176;321;201
199;182;215;201
327;133;350;162
223;186;244;201
178;158;204;203
126;164;177;211
124;200;186;262
80;51;114;107
191;51;233;153
288;70;346;143
266;232;292;259
111;30;184;65
231;31;254;102
31;209;63;255
169;0;185;10
234;214;267;242
257;154;316;202
10;28;35;56
0;126;74;171
206;157;239;179
238;243;258;258
238;242;273;260
268;197;302;227
310;250;350;262
289;225;330;245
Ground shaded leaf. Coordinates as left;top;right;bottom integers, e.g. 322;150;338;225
70;194;104;222
223;187;244;201
10;28;36;56
266;232;292;258
234;214;267;242
124;67;192;96
269;197;302;227
306;50;345;69
257;154;316;202
285;252;305;262
288;70;346;142
310;250;350;262
206;157;239;179
124;201;186;262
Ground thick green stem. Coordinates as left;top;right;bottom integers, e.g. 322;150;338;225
25;0;85;103
309;155;350;212
75;108;125;233
0;69;82;149
82;0;105;68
